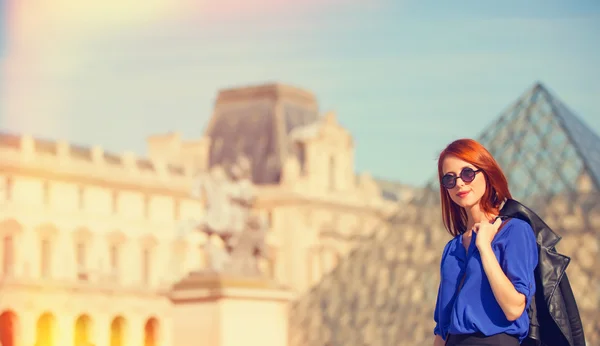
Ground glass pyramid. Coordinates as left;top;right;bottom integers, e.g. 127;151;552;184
288;83;600;346
478;83;600;200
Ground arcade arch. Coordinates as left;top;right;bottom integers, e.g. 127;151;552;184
144;317;160;346
35;312;57;346
0;310;19;346
110;316;127;346
74;314;93;346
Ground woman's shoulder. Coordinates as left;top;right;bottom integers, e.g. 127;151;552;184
441;234;461;255
444;234;461;247
504;218;532;231
497;218;537;243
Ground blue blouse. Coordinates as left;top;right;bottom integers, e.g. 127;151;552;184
433;218;538;343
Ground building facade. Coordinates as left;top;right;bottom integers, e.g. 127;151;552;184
0;83;400;346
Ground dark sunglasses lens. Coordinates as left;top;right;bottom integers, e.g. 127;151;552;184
442;175;456;189
461;168;476;182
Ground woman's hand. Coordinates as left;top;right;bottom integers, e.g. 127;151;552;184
473;217;502;250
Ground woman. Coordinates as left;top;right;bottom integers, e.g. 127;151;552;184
432;139;538;346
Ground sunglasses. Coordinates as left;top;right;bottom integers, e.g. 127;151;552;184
441;167;481;189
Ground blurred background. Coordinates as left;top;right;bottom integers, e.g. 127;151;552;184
0;1;599;345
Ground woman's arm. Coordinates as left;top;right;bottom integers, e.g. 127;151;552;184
433;335;445;346
478;245;526;321
474;219;538;321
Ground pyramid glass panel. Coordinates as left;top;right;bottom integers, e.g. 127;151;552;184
551;96;600;188
288;83;600;346
475;84;599;203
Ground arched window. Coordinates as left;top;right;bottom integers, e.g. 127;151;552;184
40;238;52;278
0;219;21;277
112;191;119;214
77;185;85;209
42;181;51;205
35;312;57;346
140;235;157;285
3;176;13;200
109;244;120;278
0;310;19;346
74;314;92;346
36;224;58;279
329;155;336;190
144;317;160;346
110;316;127;346
74;227;92;281
107;230;126;282
142;247;151;284
143;194;151;218
2;234;15;277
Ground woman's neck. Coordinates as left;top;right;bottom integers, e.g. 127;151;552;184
465;204;491;232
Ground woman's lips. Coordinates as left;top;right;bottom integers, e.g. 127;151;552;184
457;191;470;198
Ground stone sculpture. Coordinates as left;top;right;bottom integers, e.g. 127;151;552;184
189;155;270;277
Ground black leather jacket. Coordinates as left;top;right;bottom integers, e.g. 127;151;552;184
499;199;586;346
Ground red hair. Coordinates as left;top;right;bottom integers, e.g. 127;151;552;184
437;138;512;237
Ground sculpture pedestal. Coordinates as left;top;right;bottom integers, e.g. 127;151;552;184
170;272;293;346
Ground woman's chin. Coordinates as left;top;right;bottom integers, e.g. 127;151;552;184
454;197;478;210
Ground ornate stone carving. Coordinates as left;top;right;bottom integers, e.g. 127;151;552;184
189;155;270;277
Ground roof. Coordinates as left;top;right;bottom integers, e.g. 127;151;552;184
204;83;321;185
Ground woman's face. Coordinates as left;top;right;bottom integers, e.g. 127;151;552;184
441;155;487;210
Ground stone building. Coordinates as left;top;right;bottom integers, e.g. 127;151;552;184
0;83;399;346
289;83;600;346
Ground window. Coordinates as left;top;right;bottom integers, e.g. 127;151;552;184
2;235;14;276
76;241;87;280
329;155;336;190
76;242;85;268
109;244;120;277
78;186;85;209
42;181;51;205
296;143;306;174
173;199;180;220
144;195;151;218
3;176;13;201
142;248;151;284
267;211;273;229
40;238;51;278
112;191;119;213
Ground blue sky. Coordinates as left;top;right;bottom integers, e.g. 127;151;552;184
1;0;599;186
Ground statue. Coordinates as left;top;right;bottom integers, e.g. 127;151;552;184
228;213;270;276
188;155;270;277
192;165;232;237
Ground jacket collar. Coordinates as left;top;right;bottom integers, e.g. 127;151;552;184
499;199;562;248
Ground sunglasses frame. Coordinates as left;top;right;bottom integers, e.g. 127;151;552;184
441;167;482;189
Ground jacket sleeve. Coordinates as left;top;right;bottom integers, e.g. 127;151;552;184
501;221;539;307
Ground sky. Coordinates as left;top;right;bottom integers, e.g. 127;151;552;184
1;0;599;186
